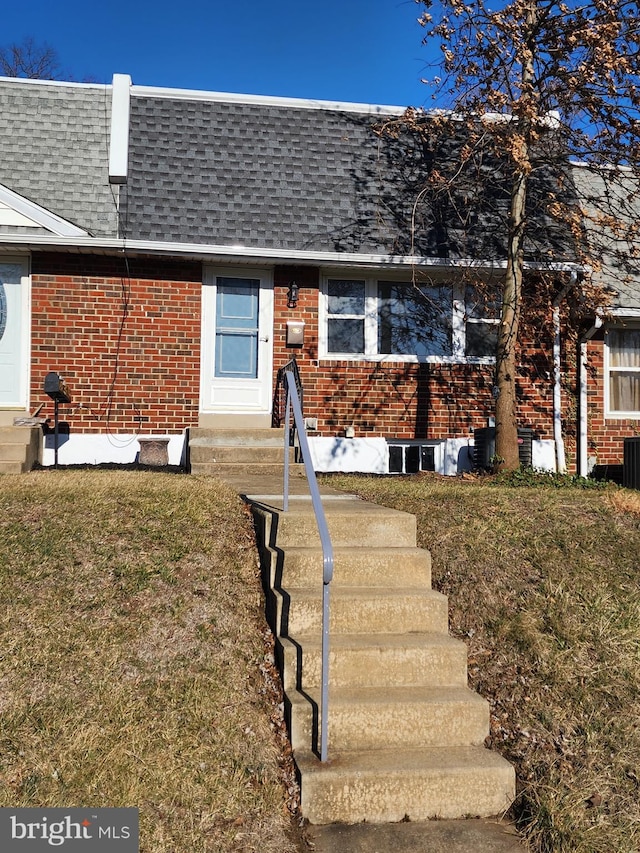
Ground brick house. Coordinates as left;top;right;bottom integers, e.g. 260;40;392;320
0;73;638;475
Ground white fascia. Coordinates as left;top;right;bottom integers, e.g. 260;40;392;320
0;184;88;238
608;307;640;318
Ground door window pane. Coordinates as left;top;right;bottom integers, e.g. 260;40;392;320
215;278;259;378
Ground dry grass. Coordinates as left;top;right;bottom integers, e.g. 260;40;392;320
323;473;640;853
0;471;299;853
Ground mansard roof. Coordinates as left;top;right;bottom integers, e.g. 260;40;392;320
571;164;640;313
1;73;634;296
0;77;119;238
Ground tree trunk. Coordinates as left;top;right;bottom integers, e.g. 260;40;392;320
494;168;526;470
493;0;537;471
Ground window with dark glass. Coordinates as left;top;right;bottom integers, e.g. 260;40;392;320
464;288;500;358
378;282;452;357
323;277;498;360
327;279;365;354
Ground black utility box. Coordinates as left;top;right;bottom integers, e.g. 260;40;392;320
474;427;534;470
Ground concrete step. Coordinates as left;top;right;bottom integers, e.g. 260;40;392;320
296;746;515;824
278;633;468;692
0;443;30;462
0;460;23;474
189;427;285;446
0;426;36;443
189;444;293;464
273;546;432;589
287;685;490;752
0;426;40;472
190;461;305;477
272;586;448;635
254;501;417;549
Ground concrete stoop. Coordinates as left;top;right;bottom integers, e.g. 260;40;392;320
251;493;516;825
188;427;305;478
0;426;41;473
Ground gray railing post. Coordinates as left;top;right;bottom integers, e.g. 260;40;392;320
282;371;333;762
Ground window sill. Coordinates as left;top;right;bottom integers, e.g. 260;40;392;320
605;412;640;420
318;354;496;365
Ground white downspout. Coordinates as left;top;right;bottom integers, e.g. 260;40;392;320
578;316;603;478
553;272;578;474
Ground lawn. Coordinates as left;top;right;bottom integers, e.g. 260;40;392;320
323;473;640;853
0;471;300;853
4;468;640;853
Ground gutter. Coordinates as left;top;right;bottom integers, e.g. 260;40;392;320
578;316;603;478
552;271;578;474
0;232;586;273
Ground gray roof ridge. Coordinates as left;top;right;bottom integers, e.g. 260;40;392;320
570;160;632;172
0;75;109;91
130;82;410;116
0;72;416;116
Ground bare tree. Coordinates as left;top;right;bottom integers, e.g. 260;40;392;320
390;0;640;469
0;37;63;80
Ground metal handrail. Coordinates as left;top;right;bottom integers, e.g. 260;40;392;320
272;357;303;428
283;369;333;762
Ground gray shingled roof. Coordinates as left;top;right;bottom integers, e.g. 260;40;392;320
120;93;579;263
0;78;118;237
2;76;637;305
121;95;408;254
571;165;640;312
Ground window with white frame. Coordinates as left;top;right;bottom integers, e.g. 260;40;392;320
464;288;501;358
606;327;640;415
322;276;499;361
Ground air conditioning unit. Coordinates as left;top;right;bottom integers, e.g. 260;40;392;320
623;437;640;490
474;427;534;470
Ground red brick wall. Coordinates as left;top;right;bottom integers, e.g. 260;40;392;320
585;338;640;466
31;254;201;433
273;266;557;441
28;255;567;448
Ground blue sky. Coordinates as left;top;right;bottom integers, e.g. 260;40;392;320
3;0;436;107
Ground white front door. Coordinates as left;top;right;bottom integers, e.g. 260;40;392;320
0;259;29;409
201;268;274;415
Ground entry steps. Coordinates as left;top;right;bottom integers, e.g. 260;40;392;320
189;427;515;824
0;426;40;474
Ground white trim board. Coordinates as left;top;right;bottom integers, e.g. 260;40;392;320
109;73;131;184
0;185;88;238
